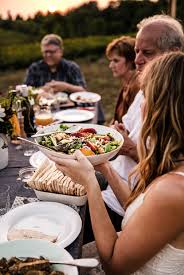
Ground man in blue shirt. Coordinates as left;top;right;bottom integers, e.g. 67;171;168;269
24;34;86;93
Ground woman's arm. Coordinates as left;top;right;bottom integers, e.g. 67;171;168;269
50;152;184;275
95;162;131;207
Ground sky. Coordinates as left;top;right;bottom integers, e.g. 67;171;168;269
0;0;113;19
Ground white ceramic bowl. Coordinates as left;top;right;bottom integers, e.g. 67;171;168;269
0;239;78;274
35;189;87;206
34;123;124;165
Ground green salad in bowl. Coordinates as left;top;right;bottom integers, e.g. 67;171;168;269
35;123;124;165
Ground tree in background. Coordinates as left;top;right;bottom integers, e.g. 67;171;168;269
0;0;171;39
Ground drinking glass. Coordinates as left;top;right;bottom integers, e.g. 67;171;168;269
22;143;37;157
0;184;10;216
18;167;35;189
35;107;53;127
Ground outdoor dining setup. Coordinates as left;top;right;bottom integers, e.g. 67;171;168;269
0;84;123;274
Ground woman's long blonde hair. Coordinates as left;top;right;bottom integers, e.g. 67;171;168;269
126;52;184;207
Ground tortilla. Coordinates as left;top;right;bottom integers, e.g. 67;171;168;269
7;228;57;243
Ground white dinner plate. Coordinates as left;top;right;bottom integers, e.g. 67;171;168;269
70;91;101;104
29;150;49;168
0;239;78;274
0;202;82;248
53;109;94;122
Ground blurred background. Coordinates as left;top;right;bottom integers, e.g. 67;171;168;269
0;0;181;122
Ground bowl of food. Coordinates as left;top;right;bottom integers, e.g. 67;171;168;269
0;239;78;274
34;123;124;165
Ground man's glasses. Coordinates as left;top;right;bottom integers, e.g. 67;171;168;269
42;48;60;55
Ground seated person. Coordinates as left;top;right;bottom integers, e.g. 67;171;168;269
102;13;184;220
24;33;105;124
106;36;139;124
24;33;86;93
50;51;184;275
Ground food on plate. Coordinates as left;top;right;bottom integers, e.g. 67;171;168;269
75;95;96;103
38;124;120;156
0;256;64;274
27;159;86;196
70;91;101;104
7;228;58;243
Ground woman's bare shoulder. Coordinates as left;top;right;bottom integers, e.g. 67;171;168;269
145;172;184;208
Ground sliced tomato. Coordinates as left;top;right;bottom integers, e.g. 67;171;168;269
70;132;87;137
80;148;95;156
79;128;97;134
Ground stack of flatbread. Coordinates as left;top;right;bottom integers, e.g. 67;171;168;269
27;159;86;196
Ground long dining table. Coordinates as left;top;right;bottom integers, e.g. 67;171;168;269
0;142;86;259
0;99;101;263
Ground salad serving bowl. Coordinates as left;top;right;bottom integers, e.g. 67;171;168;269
34;123;124;165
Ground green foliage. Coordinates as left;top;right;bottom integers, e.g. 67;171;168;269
0;42;41;69
0;28;32;46
0;35;122;70
0;0;169;39
0;0;173;70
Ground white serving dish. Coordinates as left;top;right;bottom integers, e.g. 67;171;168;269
0;239;78;275
35;189;87;206
34;123;124;165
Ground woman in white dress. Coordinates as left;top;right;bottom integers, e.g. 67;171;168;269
50;52;184;274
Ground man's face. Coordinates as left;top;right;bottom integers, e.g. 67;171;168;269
135;27;163;73
41;44;62;67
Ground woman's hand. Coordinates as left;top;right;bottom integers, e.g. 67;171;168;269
94;161;110;174
111;120;138;161
113;120;129;135
48;150;96;189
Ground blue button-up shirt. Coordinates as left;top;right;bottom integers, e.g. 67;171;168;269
24;58;86;89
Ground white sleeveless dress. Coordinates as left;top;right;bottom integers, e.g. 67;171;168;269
121;171;184;275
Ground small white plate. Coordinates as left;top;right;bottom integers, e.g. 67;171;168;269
0;239;78;274
53;109;94;122
0;202;82;248
29;150;49;168
70;91;101;104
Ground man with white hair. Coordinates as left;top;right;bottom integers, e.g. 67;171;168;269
102;14;184;217
83;15;184;243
